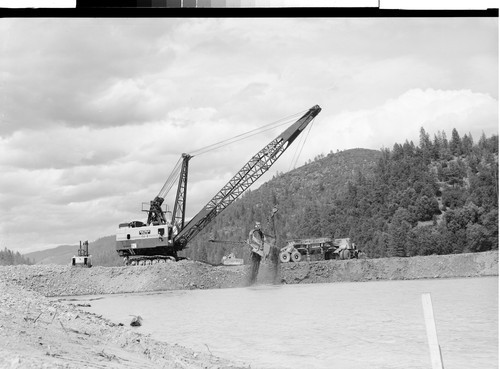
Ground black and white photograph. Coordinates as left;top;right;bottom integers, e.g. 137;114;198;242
0;6;498;369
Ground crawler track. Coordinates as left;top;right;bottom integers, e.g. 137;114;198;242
124;255;177;266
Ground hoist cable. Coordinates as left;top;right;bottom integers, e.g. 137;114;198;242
190;112;303;156
157;108;309;199
296;117;316;166
192;120;293;156
157;156;183;198
289;131;306;171
290;116;317;170
190;110;307;157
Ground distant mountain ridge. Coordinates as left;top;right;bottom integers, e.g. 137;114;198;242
24;236;119;266
24;244;78;265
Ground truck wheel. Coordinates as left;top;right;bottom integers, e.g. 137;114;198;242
340;249;350;260
280;252;290;263
291;251;302;262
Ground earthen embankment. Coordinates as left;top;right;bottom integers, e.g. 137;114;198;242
1;251;497;297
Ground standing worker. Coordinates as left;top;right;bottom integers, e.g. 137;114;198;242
248;221;265;285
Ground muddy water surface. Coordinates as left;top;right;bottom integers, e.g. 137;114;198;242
72;277;498;369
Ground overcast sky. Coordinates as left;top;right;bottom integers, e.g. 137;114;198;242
1;17;498;254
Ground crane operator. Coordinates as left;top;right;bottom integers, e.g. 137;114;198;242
248;221;265;285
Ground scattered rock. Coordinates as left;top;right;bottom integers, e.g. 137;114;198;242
130;315;143;327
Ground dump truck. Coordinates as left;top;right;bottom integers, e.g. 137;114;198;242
333;238;359;260
279;237;359;263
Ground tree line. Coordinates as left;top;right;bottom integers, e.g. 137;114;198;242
0;247;33;266
330;128;498;258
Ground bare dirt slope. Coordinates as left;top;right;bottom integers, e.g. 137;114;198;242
1;251;497;368
280;250;499;284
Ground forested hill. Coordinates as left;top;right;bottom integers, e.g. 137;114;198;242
182;147;382;263
182;128;498;265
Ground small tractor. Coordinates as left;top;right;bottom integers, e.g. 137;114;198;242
279;237;359;263
71;240;92;267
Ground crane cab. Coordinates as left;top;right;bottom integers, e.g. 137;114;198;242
116;221;177;265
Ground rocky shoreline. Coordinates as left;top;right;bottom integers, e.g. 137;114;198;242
1;250;497;368
0;279;248;369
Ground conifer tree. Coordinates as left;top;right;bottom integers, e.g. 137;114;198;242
450;128;462;156
462;133;473;155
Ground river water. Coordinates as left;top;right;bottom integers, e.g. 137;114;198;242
71;277;498;369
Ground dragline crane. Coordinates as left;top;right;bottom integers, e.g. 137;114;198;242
116;105;321;265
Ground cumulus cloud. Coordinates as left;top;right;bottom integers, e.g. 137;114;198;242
0;107;288;250
303;88;498;158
